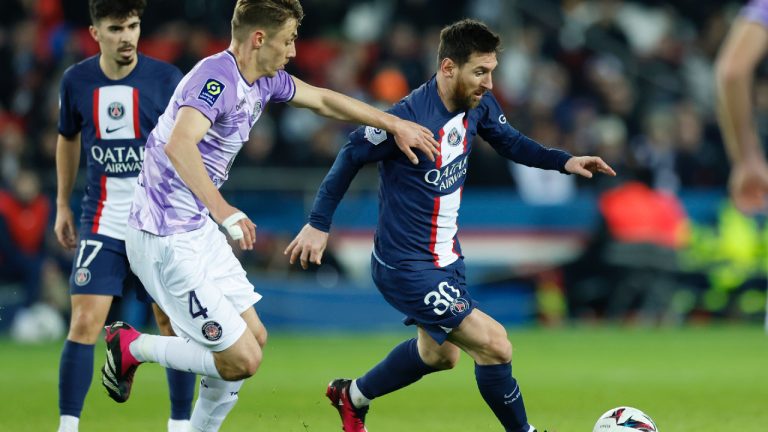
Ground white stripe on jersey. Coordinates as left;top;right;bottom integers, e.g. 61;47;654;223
431;187;462;267
93;176;136;240
95;85;139;140
430;112;467;267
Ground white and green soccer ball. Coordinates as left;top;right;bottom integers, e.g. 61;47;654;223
593;406;658;432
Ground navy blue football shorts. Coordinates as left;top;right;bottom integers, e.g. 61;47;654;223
69;231;150;302
371;254;476;344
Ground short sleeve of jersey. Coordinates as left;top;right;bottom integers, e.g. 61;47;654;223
57;67;81;138
743;0;768;27
266;70;296;103
178;64;233;125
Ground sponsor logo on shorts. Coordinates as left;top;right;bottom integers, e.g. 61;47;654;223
74;268;91;286
202;321;223;341
449;297;469;315
198;79;225;107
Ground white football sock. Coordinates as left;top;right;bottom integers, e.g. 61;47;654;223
57;415;79;432
167;418;190;432
130;335;222;379
349;379;371;408
189;377;244;432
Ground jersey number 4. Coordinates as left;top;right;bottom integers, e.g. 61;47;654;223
188;290;209;319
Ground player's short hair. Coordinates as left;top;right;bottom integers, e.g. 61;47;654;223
231;0;305;41
89;0;146;24
437;19;501;67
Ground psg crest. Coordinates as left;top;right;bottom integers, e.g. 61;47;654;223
450;298;469;315
202;321;223;341
74;268;91;286
107;102;125;120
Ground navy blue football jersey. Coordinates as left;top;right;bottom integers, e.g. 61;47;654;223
309;76;572;271
58;54;182;240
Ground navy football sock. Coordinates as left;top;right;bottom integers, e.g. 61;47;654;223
166;368;196;420
356;338;438;400
58;340;94;417
475;363;530;432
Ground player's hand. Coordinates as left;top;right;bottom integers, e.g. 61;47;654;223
284;223;329;270
214;205;257;250
54;205;77;250
392;119;440;165
565;156;616;178
729;158;768;214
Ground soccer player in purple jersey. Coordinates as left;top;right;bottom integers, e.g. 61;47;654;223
285;19;615;432
717;0;768;330
717;0;768;214
98;1;439;431
54;1;195;431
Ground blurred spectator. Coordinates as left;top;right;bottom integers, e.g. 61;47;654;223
0;170;50;307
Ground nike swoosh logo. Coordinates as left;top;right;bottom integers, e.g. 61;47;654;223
105;125;126;134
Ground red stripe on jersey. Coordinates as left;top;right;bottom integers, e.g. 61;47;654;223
462;116;469;153
92;89;101;139
429;196;441;266
92;175;107;233
436;128;445;169
132;88;140;138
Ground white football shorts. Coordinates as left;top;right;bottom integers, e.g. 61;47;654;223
126;218;262;352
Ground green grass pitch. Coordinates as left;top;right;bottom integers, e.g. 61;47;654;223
1;326;767;431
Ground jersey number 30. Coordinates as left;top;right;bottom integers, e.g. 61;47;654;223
424;282;461;315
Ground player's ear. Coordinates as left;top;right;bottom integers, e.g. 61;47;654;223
251;29;266;48
88;25;99;43
440;58;456;78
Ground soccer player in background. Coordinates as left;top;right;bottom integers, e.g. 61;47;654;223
716;0;768;214
716;0;768;331
99;1;438;431
285;19;615;432
53;1;195;431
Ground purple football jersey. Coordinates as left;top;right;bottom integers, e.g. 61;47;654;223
743;0;768;27
129;51;295;235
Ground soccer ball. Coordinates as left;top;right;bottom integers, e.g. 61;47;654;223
593;406;658;432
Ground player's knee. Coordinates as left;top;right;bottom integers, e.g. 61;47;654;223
432;349;460;370
67;311;104;343
253;326;267;348
474;327;512;364
219;345;263;380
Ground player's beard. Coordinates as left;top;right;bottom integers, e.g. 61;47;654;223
452;78;483;111
115;45;136;66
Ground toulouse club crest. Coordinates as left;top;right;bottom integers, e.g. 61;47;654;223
202;321;223;341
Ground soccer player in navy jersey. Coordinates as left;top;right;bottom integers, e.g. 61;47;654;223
285;19;615;432
717;0;768;215
54;1;195;431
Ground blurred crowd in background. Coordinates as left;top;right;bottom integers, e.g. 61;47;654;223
1;0;767;335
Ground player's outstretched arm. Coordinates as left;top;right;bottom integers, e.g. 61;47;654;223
284;223;329;270
288;76;438;165
54;133;81;250
716;19;768;213
164;106;257;250
564;156;616;179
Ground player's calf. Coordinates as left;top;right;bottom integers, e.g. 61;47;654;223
212;330;263;381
